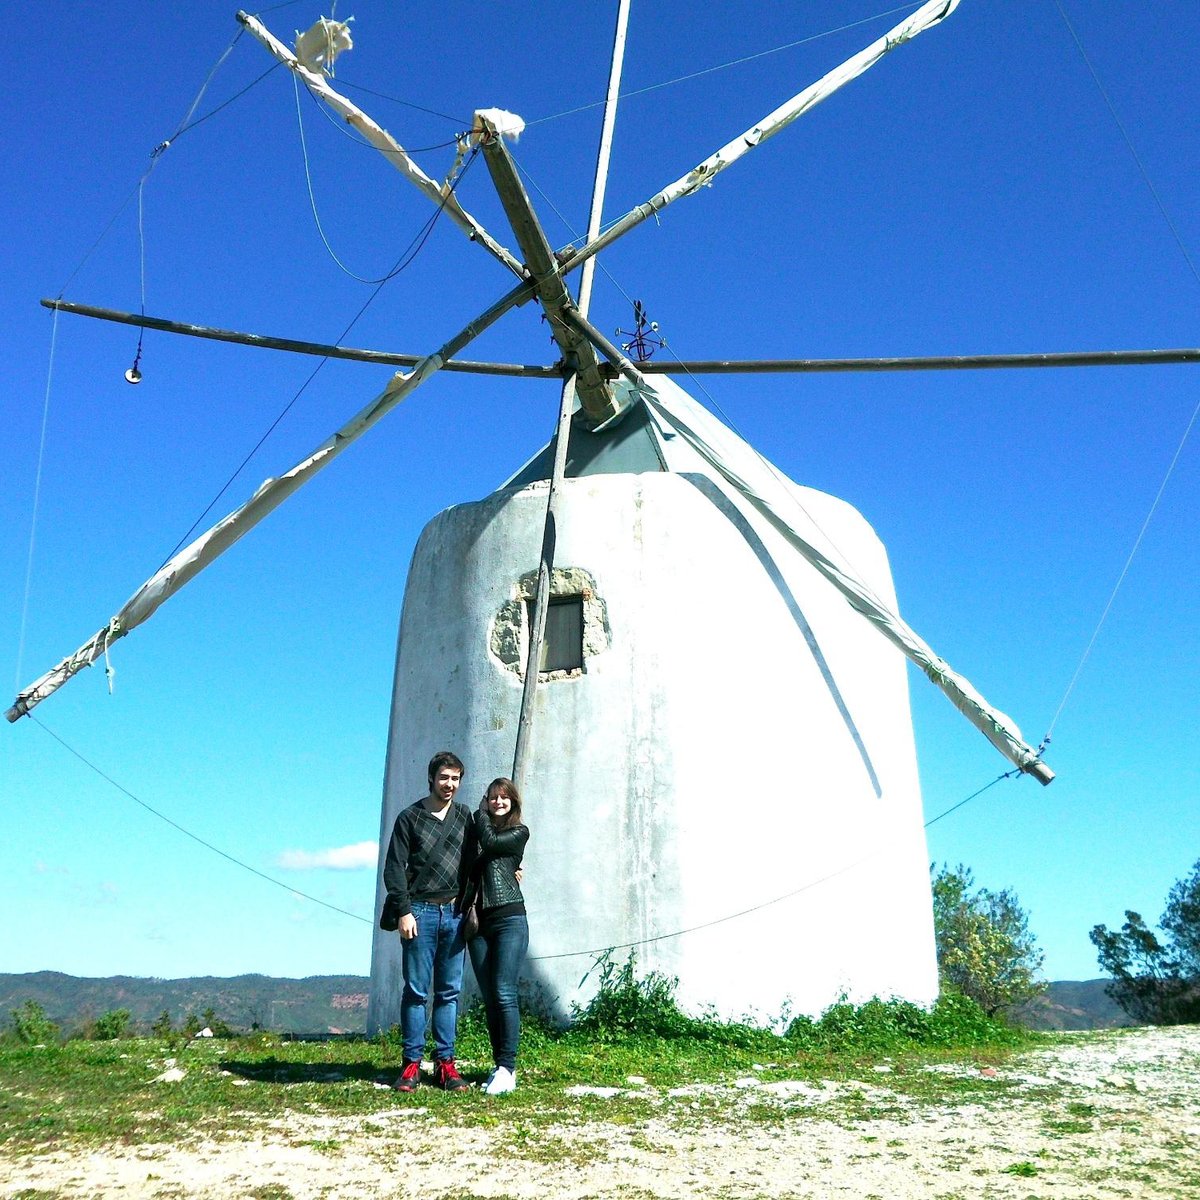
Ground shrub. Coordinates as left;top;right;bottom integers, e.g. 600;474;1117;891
566;952;776;1051
571;952;698;1039
787;990;1025;1054
91;1008;132;1041
9;1000;60;1045
932;863;1046;1015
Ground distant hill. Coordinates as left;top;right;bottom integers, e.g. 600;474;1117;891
0;973;1133;1036
0;972;371;1036
1015;979;1133;1031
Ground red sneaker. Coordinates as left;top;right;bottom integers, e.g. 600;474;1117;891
393;1060;421;1092
434;1058;469;1091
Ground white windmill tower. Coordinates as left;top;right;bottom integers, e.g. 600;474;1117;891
9;0;1063;1025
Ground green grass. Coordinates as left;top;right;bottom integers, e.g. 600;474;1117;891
1002;1161;1040;1177
0;983;1037;1154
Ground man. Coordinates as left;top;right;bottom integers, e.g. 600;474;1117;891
381;750;475;1092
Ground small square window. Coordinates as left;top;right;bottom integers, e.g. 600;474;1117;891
527;595;584;673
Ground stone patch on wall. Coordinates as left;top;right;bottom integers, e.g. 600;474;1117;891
489;565;610;679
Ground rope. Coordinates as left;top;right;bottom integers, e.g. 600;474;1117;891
1037;0;1200;741
300;78;464;153
1043;398;1200;740
13;310;61;693
31;717;372;926
158;148;478;566
339;79;466;128
525;2;923;128
50;29;264;374
27;710;1018;953
153;29;247;156
169;62;282;143
1054;0;1200;296
292;73;464;283
128;180;148;383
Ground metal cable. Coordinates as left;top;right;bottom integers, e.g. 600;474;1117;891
158;149;478;566
13;311;61;693
1039;0;1200;739
31;717;372;926
26;713;1015;955
525;2;922;128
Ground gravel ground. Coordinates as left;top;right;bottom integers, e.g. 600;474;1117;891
4;1024;1198;1199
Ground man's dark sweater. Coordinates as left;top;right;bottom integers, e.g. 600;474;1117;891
381;799;475;922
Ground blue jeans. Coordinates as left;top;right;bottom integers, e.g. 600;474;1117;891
400;901;466;1063
468;912;529;1071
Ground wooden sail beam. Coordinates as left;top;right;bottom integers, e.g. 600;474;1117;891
559;303;1056;786
575;0;631;323
7;276;539;723
477;123;618;423
40;299;553;377
236;11;525;280
631;349;1200;374
511;0;633;794
556;0;961;281
41;301;1200;379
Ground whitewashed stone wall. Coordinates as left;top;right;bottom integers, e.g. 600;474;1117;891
368;471;936;1032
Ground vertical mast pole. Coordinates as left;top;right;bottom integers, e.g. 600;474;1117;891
511;0;633;795
577;0;632;318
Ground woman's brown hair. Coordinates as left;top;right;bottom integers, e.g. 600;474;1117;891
484;777;523;830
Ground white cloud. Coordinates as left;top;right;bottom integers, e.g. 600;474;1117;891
277;841;378;871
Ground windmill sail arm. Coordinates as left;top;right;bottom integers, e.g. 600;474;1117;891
6;372;414;723
235;12;524;279
558;306;1053;785
559;0;960;277
7;278;536;723
641;389;1054;785
39;299;563;377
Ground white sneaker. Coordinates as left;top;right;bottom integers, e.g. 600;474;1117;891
483;1066;516;1095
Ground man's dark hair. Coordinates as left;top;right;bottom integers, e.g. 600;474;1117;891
427;750;465;786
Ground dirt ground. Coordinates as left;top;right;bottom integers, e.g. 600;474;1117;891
4;1025;1198;1199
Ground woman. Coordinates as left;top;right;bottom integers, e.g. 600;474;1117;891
467;777;529;1095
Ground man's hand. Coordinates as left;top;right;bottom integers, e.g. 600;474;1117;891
399;913;417;940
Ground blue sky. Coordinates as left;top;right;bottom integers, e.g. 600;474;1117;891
3;1;1197;989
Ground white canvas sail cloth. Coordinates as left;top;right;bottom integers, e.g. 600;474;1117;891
634;375;1053;784
5;359;441;722
294;17;354;75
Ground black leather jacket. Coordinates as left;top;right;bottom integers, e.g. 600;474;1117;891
473;809;528;910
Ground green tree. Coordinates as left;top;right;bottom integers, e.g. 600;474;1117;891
92;1008;132;1041
9;1000;60;1045
199;1006;235;1038
931;863;1046;1016
1090;858;1200;1025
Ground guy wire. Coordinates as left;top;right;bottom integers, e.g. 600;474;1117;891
158;148;479;566
28;710;1014;954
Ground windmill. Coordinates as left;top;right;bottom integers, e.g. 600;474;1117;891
20;0;1170;1022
